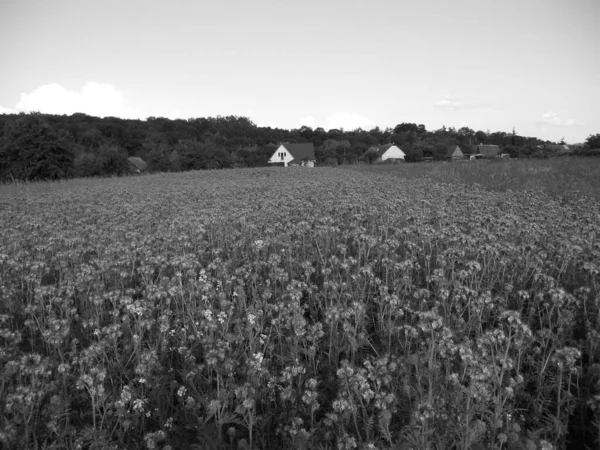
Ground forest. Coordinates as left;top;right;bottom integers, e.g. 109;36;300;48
1;112;599;181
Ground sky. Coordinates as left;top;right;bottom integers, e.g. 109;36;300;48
0;0;598;143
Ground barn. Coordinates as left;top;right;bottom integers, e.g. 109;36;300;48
470;145;500;159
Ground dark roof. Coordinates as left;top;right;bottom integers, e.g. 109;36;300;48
282;143;315;161
127;156;148;171
476;145;500;157
446;145;464;158
459;144;475;154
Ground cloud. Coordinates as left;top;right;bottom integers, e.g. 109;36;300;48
434;97;488;111
168;109;182;120
14;82;146;119
0;105;17;114
541;111;584;127
297;116;316;129
325;112;375;131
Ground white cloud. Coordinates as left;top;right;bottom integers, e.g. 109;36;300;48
325;112;375;131
297;116;316;129
434;97;487;111
14;82;146;119
0;105;17;114
168;109;182;120
541;111;584;127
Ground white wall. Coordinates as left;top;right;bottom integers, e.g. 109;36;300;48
268;145;294;166
381;145;405;161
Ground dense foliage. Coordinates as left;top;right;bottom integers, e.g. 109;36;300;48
1;112;595;182
1;167;599;449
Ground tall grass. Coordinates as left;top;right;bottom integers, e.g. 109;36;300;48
0;167;599;449
349;157;600;202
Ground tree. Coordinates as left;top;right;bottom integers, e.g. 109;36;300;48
177;139;232;170
95;143;130;175
475;130;487;144
393;123;419;134
458;126;474;137
503;145;518;158
298;126;313;142
0;113;74;181
584;133;600;149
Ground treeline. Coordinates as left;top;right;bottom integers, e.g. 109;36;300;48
0;112;598;181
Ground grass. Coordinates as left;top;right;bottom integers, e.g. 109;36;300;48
0;164;599;450
349;157;600;202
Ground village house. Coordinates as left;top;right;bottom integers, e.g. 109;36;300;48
470;144;500;160
268;143;316;167
363;143;406;163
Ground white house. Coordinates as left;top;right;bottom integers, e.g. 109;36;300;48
364;144;405;162
268;143;316;167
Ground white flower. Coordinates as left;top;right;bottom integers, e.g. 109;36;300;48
133;398;145;413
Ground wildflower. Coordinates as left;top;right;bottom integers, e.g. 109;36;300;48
121;386;132;403
133;398;145;413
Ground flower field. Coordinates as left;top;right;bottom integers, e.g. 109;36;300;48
1;167;599;450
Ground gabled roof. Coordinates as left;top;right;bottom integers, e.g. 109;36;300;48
282;143;316;161
476;145;500;157
366;143;401;158
128;156;148;171
446;145;464;158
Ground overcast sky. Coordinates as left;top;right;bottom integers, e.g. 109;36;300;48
1;0;598;143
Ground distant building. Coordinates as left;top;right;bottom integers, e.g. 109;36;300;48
548;144;573;156
470;145;500;159
127;157;148;173
446;144;465;160
363;144;406;162
268;143;316;167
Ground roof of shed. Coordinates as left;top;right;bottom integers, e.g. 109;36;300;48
127;156;148;171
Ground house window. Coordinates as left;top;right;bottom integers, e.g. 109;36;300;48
280;153;285;160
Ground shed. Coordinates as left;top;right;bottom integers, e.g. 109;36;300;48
128;157;148;172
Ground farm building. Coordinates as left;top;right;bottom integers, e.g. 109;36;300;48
548;144;573;156
363;144;406;163
127;157;148;173
446;144;465;160
470;145;500;160
268;143;316;167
